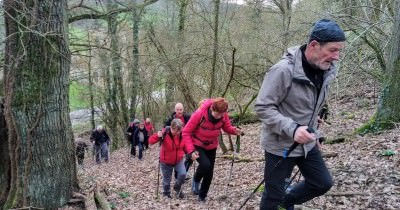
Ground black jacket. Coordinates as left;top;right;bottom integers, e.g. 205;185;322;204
90;130;110;145
126;124;138;144
133;128;148;146
164;112;191;127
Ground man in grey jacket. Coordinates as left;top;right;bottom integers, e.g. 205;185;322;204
255;19;345;210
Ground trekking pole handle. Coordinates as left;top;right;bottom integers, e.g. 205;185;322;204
283;127;315;159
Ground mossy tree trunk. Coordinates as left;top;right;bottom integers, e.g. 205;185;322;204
129;7;142;120
0;99;9;205
103;0;126;149
1;0;77;208
375;1;400;129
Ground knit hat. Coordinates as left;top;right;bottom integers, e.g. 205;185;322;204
309;19;345;43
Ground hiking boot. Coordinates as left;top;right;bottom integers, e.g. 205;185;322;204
162;192;172;199
198;195;206;203
192;179;200;195
173;184;184;199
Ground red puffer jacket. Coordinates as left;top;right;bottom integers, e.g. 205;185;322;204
149;128;195;165
182;99;237;150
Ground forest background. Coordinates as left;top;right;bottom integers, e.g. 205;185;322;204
0;0;399;209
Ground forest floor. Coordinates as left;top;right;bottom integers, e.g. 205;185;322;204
69;90;400;210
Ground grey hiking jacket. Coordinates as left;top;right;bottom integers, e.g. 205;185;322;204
255;45;337;157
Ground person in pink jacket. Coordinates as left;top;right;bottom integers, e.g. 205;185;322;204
182;97;242;202
149;119;198;199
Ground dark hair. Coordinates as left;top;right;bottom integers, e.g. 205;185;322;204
211;97;228;113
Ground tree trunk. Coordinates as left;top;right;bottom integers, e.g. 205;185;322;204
272;0;293;51
104;0;124;149
87;34;96;130
0;98;9;204
209;0;220;98
129;8;142;120
375;1;400;128
2;0;76;208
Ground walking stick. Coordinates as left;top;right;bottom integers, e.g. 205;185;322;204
238;128;315;210
155;156;161;200
219;133;244;200
238;141;299;210
176;153;196;198
155;129;166;200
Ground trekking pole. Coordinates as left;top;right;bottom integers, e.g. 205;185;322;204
155;157;161;199
155;130;164;200
238;141;299;210
238;128;314;210
220;132;244;200
177;152;197;198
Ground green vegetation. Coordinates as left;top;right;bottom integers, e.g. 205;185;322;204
69;81;90;110
380;149;396;157
229;111;259;125
72;121;93;135
118;192;130;199
355;114;395;135
257;184;264;193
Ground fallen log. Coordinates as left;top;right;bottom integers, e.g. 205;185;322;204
85;186;97;210
67;198;85;204
95;186;111;210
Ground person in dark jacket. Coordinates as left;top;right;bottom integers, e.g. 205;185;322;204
149;119;199;199
165;102;191;127
255;19;345;209
90;125;111;164
75;139;89;167
182;98;242;202
126;119;140;158
133;121;148;160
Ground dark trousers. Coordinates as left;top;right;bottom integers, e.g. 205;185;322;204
95;143;109;163
260;146;333;210
138;142;144;159
130;143;143;159
130;143;136;157
76;147;85;165
193;146;217;199
144;138;149;149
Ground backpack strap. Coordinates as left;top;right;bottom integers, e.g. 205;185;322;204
162;126;171;140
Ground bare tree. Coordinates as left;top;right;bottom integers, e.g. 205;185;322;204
374;0;400;130
1;0;76;208
209;0;221;97
129;6;142;119
272;0;293;51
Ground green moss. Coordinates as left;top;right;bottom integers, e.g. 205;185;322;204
355;114;395;135
3;187;19;209
229;111;259;125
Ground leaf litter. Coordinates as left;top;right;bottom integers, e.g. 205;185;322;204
72;95;399;210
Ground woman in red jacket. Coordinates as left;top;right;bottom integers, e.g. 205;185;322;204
149;119;198;199
182;97;242;202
